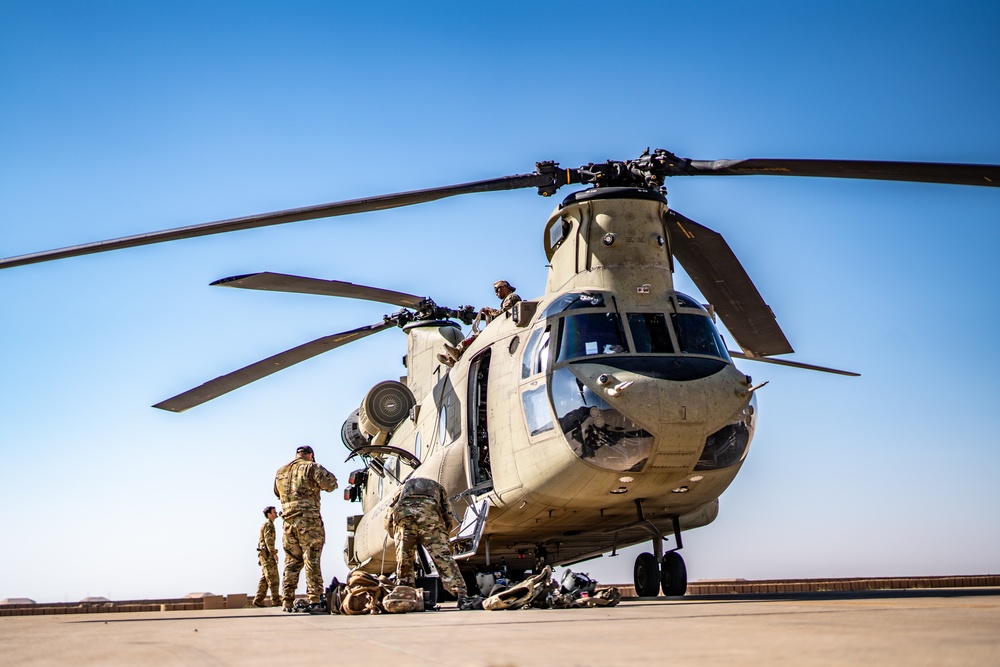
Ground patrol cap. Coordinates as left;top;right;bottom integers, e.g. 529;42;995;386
296;445;314;455
493;280;514;291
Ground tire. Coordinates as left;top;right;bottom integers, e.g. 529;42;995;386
661;551;688;596
633;552;661;597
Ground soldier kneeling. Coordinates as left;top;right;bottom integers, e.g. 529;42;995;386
385;477;479;610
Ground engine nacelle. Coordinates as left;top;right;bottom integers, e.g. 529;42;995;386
342;380;416;449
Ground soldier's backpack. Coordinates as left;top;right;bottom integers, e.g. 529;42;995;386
382;585;423;614
325;577;347;615
340;570;392;615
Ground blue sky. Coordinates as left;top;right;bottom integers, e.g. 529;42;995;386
1;2;998;603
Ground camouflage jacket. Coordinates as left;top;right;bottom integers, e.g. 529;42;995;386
274;457;338;518
258;520;277;560
500;292;522;314
384;477;458;534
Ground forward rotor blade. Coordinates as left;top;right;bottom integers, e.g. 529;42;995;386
681;158;1000;187
212;272;428;309
0;171;555;270
153;320;394;413
729;351;859;377
668;209;793;357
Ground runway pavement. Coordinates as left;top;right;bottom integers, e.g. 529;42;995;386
2;588;998;666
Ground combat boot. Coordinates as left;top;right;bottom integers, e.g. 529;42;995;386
304;601;327;614
457;595;483;611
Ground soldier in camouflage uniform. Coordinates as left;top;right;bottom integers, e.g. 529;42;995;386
384;477;469;601
439;280;523;366
482;279;521;320
273;445;338;612
252;506;281;607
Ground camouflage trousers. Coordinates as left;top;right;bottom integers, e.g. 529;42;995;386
393;513;467;598
253;555;281;606
282;513;326;605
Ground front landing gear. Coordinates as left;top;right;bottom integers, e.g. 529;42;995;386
632;550;687;596
660;551;687;596
633;552;660;596
630;502;688;596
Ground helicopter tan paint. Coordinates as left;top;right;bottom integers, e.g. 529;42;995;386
346;191;756;596
4;150;997;596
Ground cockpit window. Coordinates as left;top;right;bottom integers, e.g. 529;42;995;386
540;292;607;319
674;293;706;311
556;313;628;362
672;313;730;360
627;313;675;353
521;327;542;379
536;328;551;375
521;384;555;436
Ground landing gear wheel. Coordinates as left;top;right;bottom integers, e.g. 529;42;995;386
660;551;687;596
633;551;661;597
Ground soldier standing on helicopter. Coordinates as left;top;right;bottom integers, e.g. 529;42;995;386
274;445;338;612
482;279;521;319
384;477;474;606
440;279;522;366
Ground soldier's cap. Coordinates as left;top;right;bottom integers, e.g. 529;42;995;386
296;445;314;455
493;280;514;291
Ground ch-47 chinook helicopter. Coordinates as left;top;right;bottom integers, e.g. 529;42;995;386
3;149;998;597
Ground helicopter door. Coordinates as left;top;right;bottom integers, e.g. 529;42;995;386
467;348;493;490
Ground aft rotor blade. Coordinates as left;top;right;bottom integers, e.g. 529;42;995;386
680;158;1000;187
729;351;859;377
153;320;394;412
0;171;555;270
668;209;794;357
212;272;428;309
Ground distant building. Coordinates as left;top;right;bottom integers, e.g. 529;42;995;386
79;596;110;603
0;598;36;605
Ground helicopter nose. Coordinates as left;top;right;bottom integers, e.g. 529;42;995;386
567;359;749;425
547;361;752;474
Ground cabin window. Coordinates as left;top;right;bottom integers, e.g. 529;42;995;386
521;384;555;436
438;405;448;445
414;432;422;461
671;313;730;360
627;313;675;353
556;313;627;362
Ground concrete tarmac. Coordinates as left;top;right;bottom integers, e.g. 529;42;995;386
3;588;998;666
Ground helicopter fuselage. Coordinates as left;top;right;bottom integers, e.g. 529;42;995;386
347;188;757;574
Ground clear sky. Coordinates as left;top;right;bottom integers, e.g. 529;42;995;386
1;2;998;603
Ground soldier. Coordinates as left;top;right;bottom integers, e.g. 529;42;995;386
252;506;281;608
482;279;522;320
439;279;522;366
274;445;338;613
384;476;474;608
